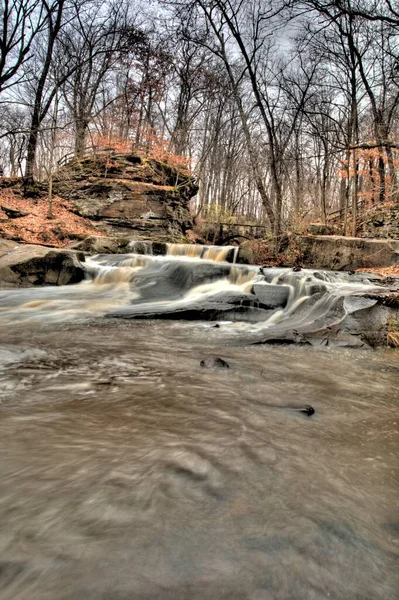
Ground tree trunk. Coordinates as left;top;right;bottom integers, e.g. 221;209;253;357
24;0;65;188
75;119;88;156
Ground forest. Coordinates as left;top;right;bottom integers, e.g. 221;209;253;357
1;0;398;239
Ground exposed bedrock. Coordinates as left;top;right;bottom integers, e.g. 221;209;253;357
54;153;197;241
0;243;85;287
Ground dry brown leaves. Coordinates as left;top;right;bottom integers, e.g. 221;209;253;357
357;265;399;278
0;189;101;247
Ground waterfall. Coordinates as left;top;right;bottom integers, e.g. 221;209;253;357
167;243;237;263
0;244;382;344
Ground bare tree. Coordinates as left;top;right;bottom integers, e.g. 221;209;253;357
0;0;47;94
24;0;66;184
59;0;141;156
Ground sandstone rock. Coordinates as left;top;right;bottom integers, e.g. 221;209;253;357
0;244;85;287
130;261;232;301
54;153;197;241
0;238;19;257
362;204;399;240
236;241;255;265
1;206;29;219
107;300;270;323
72;235;128;254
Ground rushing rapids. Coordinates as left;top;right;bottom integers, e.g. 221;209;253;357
0;243;387;346
0;243;398;600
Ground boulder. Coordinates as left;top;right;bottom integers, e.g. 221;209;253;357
237;242;255;265
72;235;129;254
202;291;259;307
127;240;167;256
1;206;29;219
252;283;290;308
0;244;85;287
130;261;232;301
107;299;271;323
362;204;399;239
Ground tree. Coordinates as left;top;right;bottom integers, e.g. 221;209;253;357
59;0;141;156
24;0;66;184
0;0;47;94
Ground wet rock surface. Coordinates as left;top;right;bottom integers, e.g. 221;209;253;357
252;283;290;308
200;356;230;369
0;244;85;287
0;242;397;347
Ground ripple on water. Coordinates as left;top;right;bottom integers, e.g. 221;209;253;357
0;322;397;599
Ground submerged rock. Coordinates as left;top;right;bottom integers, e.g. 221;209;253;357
200;357;230;369
0;244;85;287
107;300;270;323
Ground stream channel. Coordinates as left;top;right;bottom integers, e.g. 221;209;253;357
0;246;398;599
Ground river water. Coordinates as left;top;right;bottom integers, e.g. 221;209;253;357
0;254;398;599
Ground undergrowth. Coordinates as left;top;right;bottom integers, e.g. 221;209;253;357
387;316;399;347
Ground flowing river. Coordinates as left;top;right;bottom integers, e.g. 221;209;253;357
0;247;398;599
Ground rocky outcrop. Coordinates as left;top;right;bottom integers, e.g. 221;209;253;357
306;223;335;236
362;203;399;239
0;243;85;287
296;235;399;270
54;153;197;241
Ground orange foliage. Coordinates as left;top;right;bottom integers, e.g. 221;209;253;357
338;143;399;205
357;265;399;278
92;135;132;153
92;130;192;173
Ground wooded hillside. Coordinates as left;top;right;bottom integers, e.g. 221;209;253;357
1;0;398;239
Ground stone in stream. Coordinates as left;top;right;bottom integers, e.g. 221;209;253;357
200;357;230;369
0;244;85;287
297;405;315;416
131;261;232;301
252;283;290;308
108;301;271;323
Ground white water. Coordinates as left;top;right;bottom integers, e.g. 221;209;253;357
0;245;397;600
0;247;383;348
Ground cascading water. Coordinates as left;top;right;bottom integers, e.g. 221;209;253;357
0;243;397;600
167;243;238;263
0;244;383;345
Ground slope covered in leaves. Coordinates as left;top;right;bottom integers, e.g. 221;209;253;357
0;186;101;247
